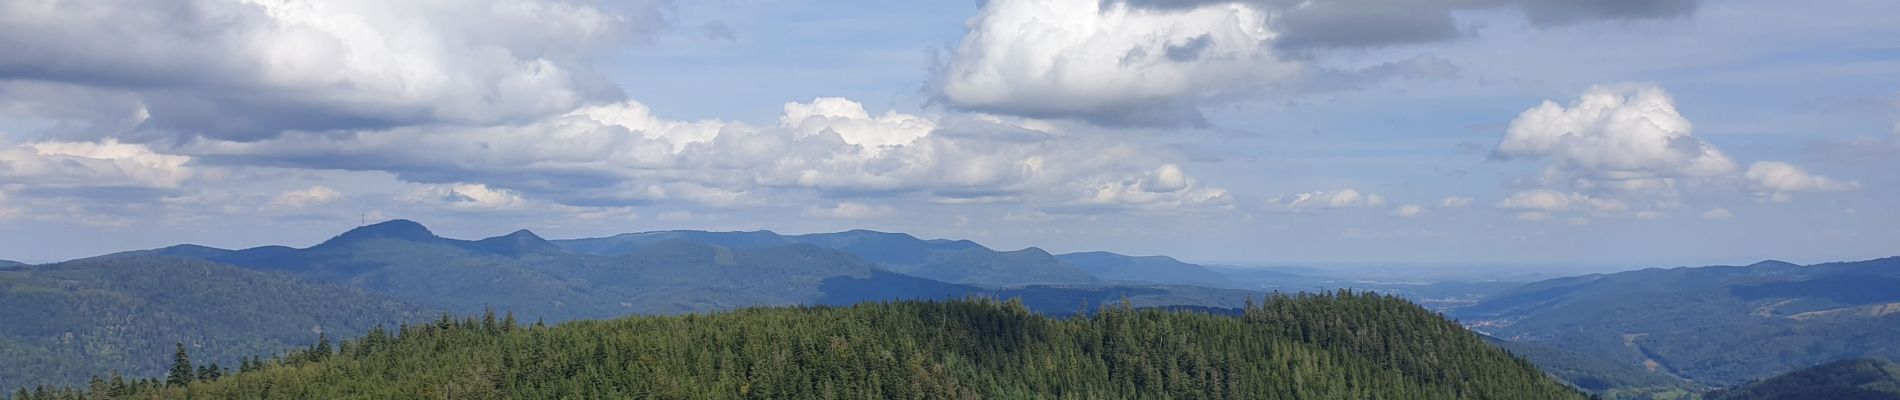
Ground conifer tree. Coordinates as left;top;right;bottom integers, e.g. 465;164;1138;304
165;343;193;387
484;308;498;332
107;372;127;397
84;376;106;400
311;332;332;363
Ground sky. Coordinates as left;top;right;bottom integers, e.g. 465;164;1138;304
0;0;1896;268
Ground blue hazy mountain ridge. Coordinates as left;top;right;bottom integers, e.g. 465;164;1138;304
1055;251;1239;287
1204;264;1318;289
0;259;22;267
555;229;1525;306
551;228;1099;286
119;220;1259;321
1454;257;1900;389
0;220;1269;393
131;220;617;320
1200;263;1527;312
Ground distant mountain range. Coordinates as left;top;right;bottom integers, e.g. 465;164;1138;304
110;220;1267;320
0;260;23;267
14;219;1895;399
1455;257;1900;391
1055;251;1237;287
1;220;1269;393
551;228;1109;286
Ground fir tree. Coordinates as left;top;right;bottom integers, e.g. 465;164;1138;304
310;332;332;363
165;343;193;387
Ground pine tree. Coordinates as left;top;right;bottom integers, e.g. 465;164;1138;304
85;376;107;400
165;343;193;387
310;332;332;363
483;308;498;332
107;372;127;398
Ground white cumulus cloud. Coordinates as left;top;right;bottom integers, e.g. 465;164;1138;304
935;0;1297;127
0;139;195;190
1077;174;1230;210
0;0;657;140
1142;164;1191;193
406;183;534;212
1268;189;1387;211
1744;161;1858;202
1491;84;1862;216
1496;84;1737;194
780;98;936;149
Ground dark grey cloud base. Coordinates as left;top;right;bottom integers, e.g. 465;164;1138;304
1106;0;1699;49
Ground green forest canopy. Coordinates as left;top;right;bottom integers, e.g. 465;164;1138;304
12;291;1583;400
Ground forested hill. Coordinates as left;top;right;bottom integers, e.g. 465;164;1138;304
0;256;424;396
1706;358;1900;400
18;293;1583;400
1455;257;1900;389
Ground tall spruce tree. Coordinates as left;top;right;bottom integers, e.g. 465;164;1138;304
165;343;192;387
310;332;332;363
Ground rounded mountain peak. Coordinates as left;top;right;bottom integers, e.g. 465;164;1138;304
322;219;439;245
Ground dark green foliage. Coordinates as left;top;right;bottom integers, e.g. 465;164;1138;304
48;293;1583;400
0;256;423;394
164;344;190;387
1706;359;1900;400
1456;257;1900;388
1487;337;1700;399
817;272;1263;319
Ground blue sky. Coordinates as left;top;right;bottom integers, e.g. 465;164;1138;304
0;0;1895;269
